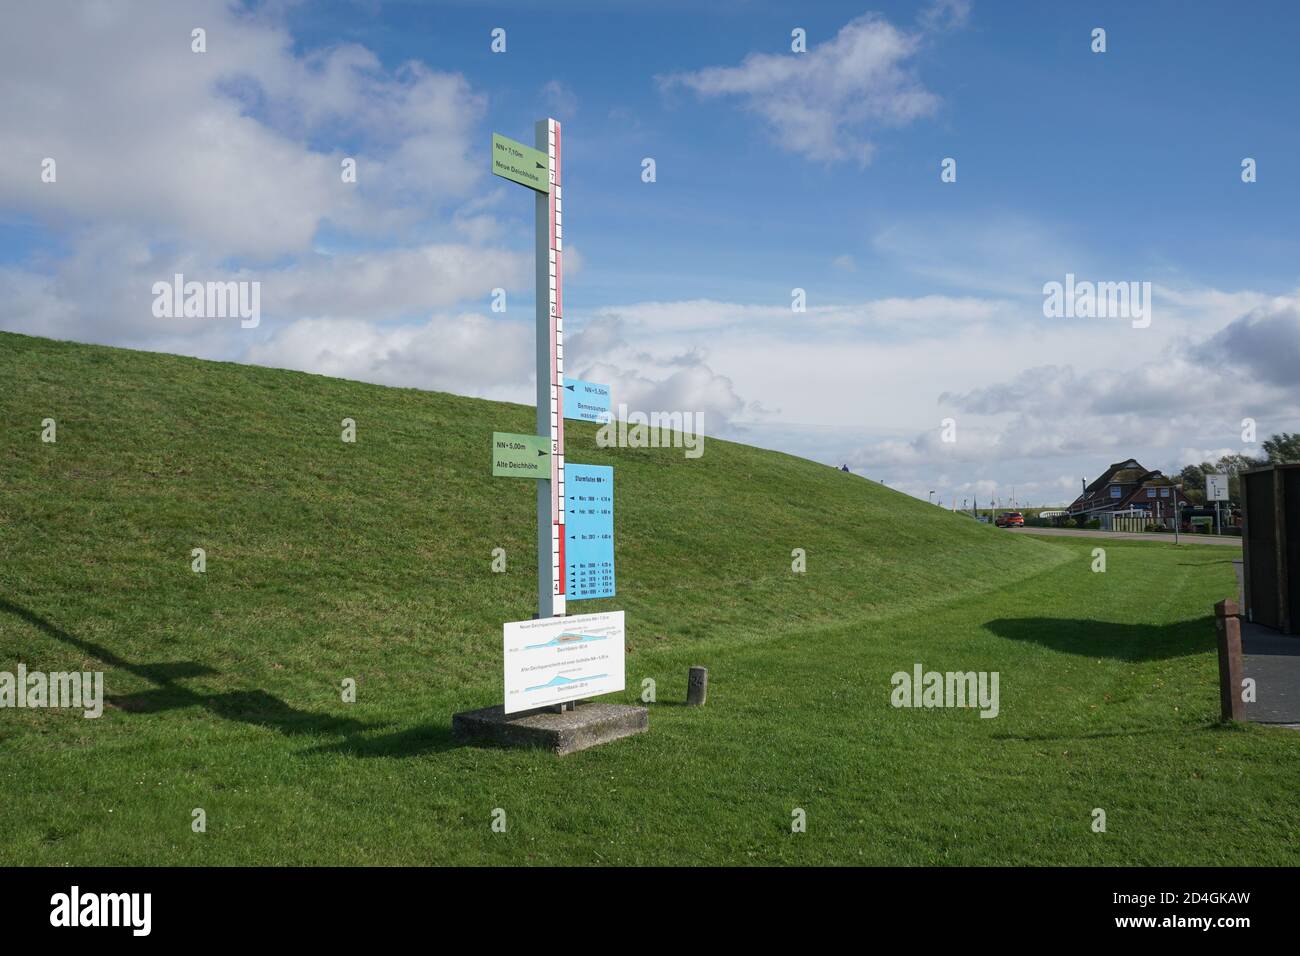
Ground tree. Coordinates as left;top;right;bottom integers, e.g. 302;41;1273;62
1262;432;1300;464
1215;453;1262;501
1179;463;1207;504
1174;453;1263;504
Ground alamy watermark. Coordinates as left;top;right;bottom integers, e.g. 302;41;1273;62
595;404;704;459
891;663;999;718
50;886;150;936
1;664;103;718
152;273;260;328
1042;273;1151;329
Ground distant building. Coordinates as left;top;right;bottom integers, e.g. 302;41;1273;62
1068;458;1191;529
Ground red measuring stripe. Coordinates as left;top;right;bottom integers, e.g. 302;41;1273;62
552;120;565;597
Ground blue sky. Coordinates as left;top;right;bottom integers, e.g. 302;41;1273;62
272;0;1300;300
2;0;1298;506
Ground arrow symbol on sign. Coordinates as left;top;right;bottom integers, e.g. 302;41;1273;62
538;449;548;456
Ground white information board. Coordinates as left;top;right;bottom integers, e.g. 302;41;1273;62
1207;473;1229;501
503;610;624;714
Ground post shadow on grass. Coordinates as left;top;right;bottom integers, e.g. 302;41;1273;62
0;597;378;739
300;722;459;758
983;615;1216;662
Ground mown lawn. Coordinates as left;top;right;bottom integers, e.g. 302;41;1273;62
1;332;1295;865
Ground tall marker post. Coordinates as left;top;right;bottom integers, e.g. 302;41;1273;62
472;120;633;738
536;118;566;621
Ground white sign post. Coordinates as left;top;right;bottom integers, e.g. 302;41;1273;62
1207;473;1229;535
535;117;567;621
460;121;641;748
486;119;626;716
1207;474;1229;501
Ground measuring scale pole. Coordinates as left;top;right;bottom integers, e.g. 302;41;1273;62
535;117;566;620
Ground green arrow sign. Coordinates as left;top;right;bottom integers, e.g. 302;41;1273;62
491;133;549;193
492;432;551;478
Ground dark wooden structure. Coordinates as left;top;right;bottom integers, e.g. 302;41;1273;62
1241;463;1300;634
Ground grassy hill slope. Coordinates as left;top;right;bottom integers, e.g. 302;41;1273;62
2;331;1294;866
0;331;1066;694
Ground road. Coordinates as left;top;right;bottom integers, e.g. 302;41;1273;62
1006;526;1242;547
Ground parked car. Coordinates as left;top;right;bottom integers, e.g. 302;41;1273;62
995;512;1025;528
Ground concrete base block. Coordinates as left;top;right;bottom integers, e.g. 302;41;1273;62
452;702;649;755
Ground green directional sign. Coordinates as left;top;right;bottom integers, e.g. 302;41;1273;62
491;133;549;193
492;432;551;478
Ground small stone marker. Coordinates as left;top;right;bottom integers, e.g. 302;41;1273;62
687;666;708;706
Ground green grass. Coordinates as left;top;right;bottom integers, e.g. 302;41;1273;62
1;331;1297;865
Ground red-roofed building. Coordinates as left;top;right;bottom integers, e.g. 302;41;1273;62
1068;458;1191;529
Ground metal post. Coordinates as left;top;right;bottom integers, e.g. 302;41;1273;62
535;118;565;622
535;119;574;715
1174;485;1180;544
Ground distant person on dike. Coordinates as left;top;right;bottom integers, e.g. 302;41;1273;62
841;464;849;472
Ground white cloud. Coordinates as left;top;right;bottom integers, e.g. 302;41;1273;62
587;294;1012;337
1193;298;1300;387
0;233;529;354
580;360;749;428
919;0;972;32
540;80;578;119
1178;448;1240;466
839;293;1300;502
0;1;486;260
659;13;941;166
0;0;541;402
262;245;529;320
565;313;759;430
245;313;534;401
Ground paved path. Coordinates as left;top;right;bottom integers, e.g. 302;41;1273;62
1242;622;1300;727
1005;526;1242;547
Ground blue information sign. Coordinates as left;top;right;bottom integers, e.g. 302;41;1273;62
564;463;615;600
563;379;612;423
